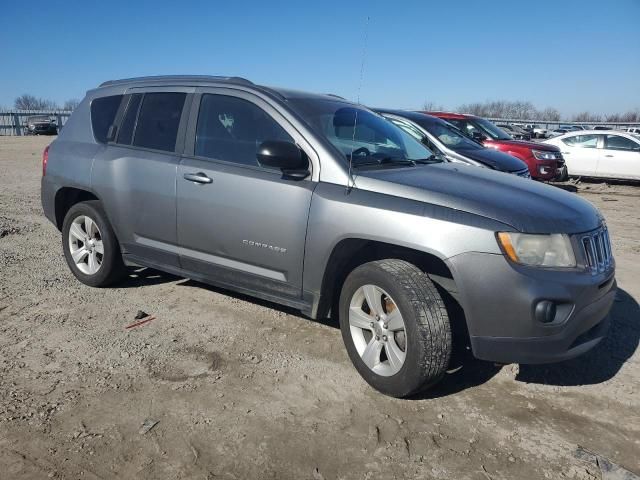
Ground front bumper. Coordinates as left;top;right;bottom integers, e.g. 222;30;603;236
447;252;616;364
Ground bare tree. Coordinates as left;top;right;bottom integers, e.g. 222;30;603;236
14;94;59;111
422;101;444;111
572;111;602;122
63;99;80;111
537;107;561;121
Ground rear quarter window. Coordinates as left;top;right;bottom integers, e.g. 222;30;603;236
90;95;124;144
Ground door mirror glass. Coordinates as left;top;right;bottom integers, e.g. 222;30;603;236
256;140;309;174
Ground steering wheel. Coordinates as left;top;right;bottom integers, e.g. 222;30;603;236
351;147;371;157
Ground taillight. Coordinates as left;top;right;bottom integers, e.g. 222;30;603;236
42;145;50;176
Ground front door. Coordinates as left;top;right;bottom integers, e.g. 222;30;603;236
558;133;601;176
176;91;315;301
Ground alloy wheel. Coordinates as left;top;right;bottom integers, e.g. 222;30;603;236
68;215;104;275
348;284;407;377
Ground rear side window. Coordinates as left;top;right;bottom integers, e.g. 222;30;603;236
132;93;186;152
91;95;123;144
117;94;143;145
604;134;640;151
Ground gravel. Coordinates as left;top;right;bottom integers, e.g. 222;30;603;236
1;136;639;479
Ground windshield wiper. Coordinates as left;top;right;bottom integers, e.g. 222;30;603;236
351;156;416;168
413;154;444;164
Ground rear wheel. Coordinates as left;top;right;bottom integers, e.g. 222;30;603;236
62;201;126;287
339;259;452;397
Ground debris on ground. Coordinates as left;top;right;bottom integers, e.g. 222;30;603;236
134;310;149;320
139;419;159;435
126;315;156;330
575;446;640;480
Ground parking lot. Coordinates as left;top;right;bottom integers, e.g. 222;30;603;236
1;136;639;479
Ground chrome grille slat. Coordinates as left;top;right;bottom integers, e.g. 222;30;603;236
581;226;613;274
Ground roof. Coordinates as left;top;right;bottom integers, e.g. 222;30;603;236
99;75;255;87
374;109;444;125
97;75;348;103
421;111;475;119
557;129;635;135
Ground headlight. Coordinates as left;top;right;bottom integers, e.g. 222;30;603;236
532;149;557;161
497;232;576;268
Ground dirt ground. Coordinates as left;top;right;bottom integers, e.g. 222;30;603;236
1;136;639;480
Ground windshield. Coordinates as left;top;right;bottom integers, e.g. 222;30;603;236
450;118;512;141
28;116;51;123
473;118;513;140
416;119;483;150
287;99;436;166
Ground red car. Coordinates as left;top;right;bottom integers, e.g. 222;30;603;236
423;112;566;181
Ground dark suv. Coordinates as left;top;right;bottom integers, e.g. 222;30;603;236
377;109;530;178
426;112;566;181
25;115;58;135
41;76;615;397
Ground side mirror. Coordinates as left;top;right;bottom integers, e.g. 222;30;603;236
472;131;487;142
256;140;309;178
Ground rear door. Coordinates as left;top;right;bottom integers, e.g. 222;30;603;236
597;134;640;179
92;87;193;268
175;89;317;303
558;133;601;176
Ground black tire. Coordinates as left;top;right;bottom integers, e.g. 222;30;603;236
339;259;451;398
62;200;126;287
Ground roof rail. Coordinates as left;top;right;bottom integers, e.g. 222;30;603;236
99;75;254;87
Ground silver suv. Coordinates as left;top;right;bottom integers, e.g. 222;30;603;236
41;76;616;397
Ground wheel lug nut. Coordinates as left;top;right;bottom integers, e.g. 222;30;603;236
376;315;380;320
375;336;380;341
370;322;374;328
382;335;387;342
383;323;388;329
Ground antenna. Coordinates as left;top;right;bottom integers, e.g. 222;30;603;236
347;15;370;191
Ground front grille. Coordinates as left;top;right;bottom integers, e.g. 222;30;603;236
581;226;613;274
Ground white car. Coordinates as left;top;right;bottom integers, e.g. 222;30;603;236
543;130;640;180
627;127;640;135
522;124;548;138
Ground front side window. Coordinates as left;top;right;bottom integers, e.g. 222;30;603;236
288;99;434;165
91;95;123;144
562;134;599;149
195;94;293;167
604;135;640;151
132;92;186;152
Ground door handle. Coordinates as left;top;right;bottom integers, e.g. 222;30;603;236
183;172;212;184
604;155;614;158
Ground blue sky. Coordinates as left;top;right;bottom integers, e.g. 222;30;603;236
1;0;639;116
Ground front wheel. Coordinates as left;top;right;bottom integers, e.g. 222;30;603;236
339;259;452;397
62;200;126;287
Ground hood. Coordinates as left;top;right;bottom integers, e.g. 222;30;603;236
354;163;602;234
485;139;560;151
454;147;527;172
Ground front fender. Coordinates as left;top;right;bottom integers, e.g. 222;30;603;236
302;183;505;300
